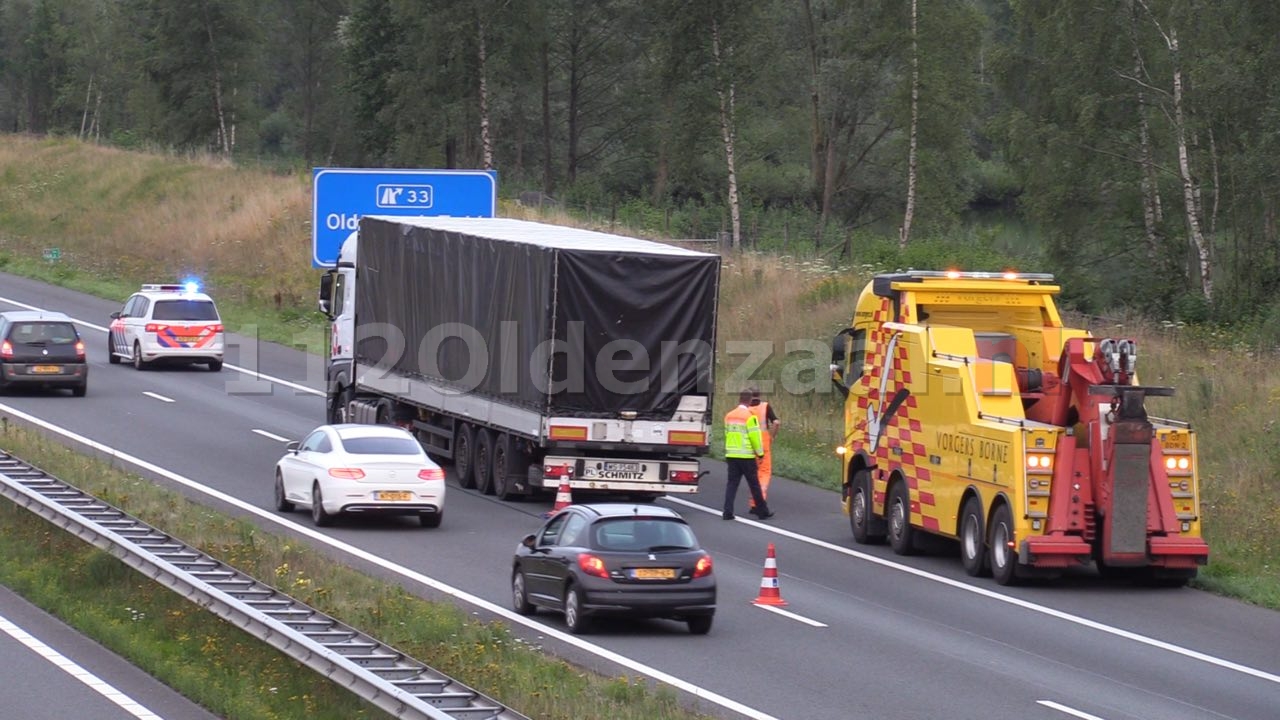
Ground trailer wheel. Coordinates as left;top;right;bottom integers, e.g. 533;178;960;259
960;496;990;577
475;428;496;495
492;433;522;500
989;503;1020;586
454;424;477;489
887;480;917;556
849;469;886;545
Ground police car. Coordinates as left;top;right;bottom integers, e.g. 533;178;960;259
108;282;224;371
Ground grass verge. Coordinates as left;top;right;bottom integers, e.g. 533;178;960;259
0;419;714;720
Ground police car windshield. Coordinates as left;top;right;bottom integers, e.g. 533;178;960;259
340;436;423;455
152;300;218;321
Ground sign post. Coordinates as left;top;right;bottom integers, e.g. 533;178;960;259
311;168;497;268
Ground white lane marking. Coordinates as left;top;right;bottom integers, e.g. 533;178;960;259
142;392;174;404
663;496;1280;686
0;403;781;720
753;604;827;627
0;294;325;397
1037;700;1109;720
0;612;165;720
252;429;291;443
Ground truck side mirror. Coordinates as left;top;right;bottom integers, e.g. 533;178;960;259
318;271;335;319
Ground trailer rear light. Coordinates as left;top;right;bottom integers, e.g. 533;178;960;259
418;468;445;481
693;554;713;578
145;323;169;333
667;430;706;446
549;425;588;441
1026;454;1053;471
328;468;366;479
577;553;609;579
544;464;573;478
670;470;699;483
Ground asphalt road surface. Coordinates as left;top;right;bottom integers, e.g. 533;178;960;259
2;271;1279;720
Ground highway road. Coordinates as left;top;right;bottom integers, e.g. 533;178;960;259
2;270;1279;720
0;584;221;720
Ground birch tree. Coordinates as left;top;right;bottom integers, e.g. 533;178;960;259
709;12;742;249
899;0;919;249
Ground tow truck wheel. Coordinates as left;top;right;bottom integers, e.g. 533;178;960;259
475;428;496;495
989;503;1020;586
849;469;885;545
886;481;917;556
454;424;477;489
960;496;990;577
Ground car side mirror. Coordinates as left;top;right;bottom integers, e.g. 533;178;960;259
110;311;121;319
286;441;300;454
521;534;537;549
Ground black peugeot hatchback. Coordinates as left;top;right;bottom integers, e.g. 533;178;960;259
511;503;716;635
0;311;88;396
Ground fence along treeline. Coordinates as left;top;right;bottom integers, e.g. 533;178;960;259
2;0;1279;323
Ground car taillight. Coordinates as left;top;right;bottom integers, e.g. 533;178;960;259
74;340;85;360
0;340;11;358
418;468;445;481
670;469;699;483
210;324;224;333
577;553;609;578
328;468;366;480
693;554;713;578
145;323;168;333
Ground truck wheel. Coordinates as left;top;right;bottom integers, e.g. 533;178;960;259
960;496;990;577
849;469;886;545
328;386;353;425
989;503;1020;586
474;428;495;495
887;481;917;556
454;424;477;489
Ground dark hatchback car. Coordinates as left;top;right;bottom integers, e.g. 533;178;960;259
511;503;716;635
0;311;87;396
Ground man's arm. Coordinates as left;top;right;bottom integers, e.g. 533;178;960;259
766;404;780;439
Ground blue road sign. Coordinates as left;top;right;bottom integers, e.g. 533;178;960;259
312;168;497;267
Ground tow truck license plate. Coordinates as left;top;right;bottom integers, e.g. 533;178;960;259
376;491;413;502
604;462;640;472
631;568;676;580
32;365;61;374
1163;433;1189;450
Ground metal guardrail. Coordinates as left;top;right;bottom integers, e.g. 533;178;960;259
0;450;529;720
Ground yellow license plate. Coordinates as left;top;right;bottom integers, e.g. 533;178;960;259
32;365;61;374
1162;433;1190;450
376;491;413;501
177;336;200;343
632;568;676;580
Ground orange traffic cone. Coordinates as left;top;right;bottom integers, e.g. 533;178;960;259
542;476;573;518
752;543;788;606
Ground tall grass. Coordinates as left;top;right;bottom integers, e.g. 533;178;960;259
2;134;1278;608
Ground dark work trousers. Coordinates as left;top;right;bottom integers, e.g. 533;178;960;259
723;457;769;516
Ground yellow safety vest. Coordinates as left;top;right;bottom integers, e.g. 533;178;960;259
724;405;764;459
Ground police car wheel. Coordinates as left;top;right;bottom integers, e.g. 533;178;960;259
208;360;223;372
107;338;120;364
132;342;147;371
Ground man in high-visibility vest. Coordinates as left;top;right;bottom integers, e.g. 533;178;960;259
723;389;774;520
747;387;779;512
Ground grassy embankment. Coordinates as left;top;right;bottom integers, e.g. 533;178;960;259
0;134;1277;713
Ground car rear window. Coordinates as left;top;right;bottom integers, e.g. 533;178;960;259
152;300;219;321
5;321;79;345
340;436;423;455
593;519;696;551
